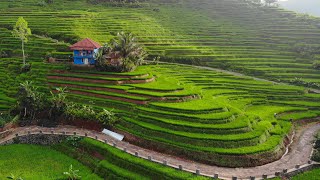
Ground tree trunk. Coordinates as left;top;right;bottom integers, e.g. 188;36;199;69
22;41;25;65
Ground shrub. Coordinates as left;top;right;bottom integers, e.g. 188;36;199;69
313;60;320;70
0;113;13;128
66;136;82;148
312;150;320;162
64;103;96;121
36;1;47;6
96;109;118;127
16;81;47;124
20;63;31;73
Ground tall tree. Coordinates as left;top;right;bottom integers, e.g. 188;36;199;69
12;17;32;66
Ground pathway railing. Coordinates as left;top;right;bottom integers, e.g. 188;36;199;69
1;127;319;180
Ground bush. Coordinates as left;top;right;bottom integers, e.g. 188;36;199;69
312;150;320;162
65;103;118;127
66;136;82;147
36;1;47;6
0;113;13;127
64;103;96;121
96;109;118;127
20;63;31;73
313;61;320;70
290;77;320;89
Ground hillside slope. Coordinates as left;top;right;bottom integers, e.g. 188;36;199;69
0;0;319;86
0;0;320;167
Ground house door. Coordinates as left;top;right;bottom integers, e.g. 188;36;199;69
84;58;89;65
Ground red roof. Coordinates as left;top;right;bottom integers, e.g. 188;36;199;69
70;38;101;50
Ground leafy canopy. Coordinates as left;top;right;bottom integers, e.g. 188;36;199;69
12;17;31;43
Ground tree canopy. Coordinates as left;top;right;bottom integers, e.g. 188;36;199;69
95;32;147;72
12;17;32;66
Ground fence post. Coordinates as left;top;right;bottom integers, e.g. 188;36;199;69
283;169;288;173
196;169;200;175
262;174;267;179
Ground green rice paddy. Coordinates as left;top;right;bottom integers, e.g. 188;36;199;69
0;0;319;169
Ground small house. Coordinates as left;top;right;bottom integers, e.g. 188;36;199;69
70;38;101;65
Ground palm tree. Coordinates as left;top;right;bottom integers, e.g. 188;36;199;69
110;32;147;71
95;43;112;68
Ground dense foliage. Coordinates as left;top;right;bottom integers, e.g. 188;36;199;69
95;32;147;72
15;81;118;127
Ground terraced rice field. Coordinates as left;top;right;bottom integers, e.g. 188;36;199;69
0;0;319;87
0;0;320;168
53;138;209;180
47;63;320;167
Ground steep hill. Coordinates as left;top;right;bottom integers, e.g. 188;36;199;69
0;0;319;86
0;0;319;168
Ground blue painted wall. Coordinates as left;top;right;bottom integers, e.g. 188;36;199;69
73;49;97;65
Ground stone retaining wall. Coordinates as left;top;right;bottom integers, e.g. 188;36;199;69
2;134;67;145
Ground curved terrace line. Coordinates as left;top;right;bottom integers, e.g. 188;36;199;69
1;123;319;180
148;61;320;94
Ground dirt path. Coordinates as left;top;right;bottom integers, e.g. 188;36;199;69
1;123;319;179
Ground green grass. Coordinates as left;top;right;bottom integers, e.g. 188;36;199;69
292;168;320;180
0;144;100;180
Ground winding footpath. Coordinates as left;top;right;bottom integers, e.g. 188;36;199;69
1;123;320;180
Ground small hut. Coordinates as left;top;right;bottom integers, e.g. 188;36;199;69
70;38;101;65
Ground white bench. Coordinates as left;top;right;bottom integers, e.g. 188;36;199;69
102;129;124;141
